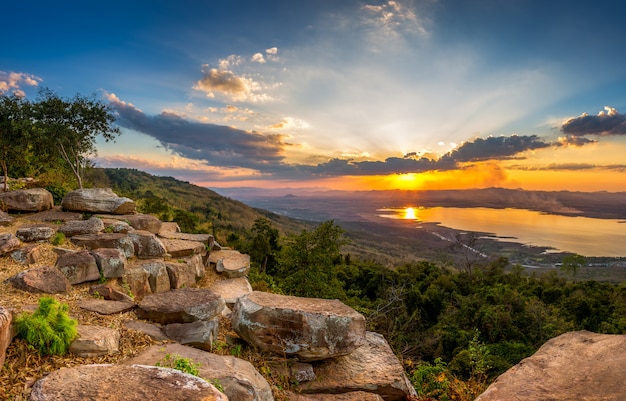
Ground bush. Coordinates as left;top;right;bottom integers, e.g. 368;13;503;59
156;353;200;376
14;296;78;356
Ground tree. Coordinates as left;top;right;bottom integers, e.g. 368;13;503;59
247;218;280;273
32;89;120;188
0;94;32;190
277;220;348;299
560;254;586;281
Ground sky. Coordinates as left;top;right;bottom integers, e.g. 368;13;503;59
2;0;626;192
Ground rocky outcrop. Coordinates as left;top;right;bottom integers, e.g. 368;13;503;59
11;244;44;264
136;288;225;324
126;343;274;401
475;330;626;401
61;188;136;214
161;238;206;258
232;292;366;361
122;213;163;234
69;325;120;357
0;188;53;212
0;306;12;366
163;320;219;351
91;248;127;278
29;364;228;401
209;277;253;307
165;260;198;289
297;331;417;401
129;230;167;259
4;266;71;293
71;233;135;258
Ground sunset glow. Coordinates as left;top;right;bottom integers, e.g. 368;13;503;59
404;207;417;220
3;1;626;193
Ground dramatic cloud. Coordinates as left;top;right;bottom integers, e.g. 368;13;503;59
443;135;551;163
557;136;598;147
362;0;428;35
107;93;289;171
193;64;272;102
0;71;41;97
561;106;626;136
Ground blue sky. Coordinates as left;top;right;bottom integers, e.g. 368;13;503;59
2;0;626;191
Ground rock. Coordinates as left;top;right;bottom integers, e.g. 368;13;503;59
101;218;133;233
158;221;181;235
88;283;134;302
4;266;71;293
296;332;417;401
61;188;136;214
24;207;83;222
70;233;135;258
159;231;215;249
164;319;219;351
0;233;20;256
129;230;167;258
125;343;273;401
209;249;250;278
209;277;253;307
284;392;384;401
123;266;151;301
91;248;127;278
475;330;626;401
0;188;53;212
29;364;228;401
123;213;163;234
138;260;171;293
0;209;14;226
232;291;366;362
70;325;120;357
267;360;316;383
15;224;56;242
78;298;136;315
55;250;100;285
0;306;12;366
136;288;225;325
58;217;104;237
161;238;206;258
11;243;44;264
165;261;197;289
123;320;169;341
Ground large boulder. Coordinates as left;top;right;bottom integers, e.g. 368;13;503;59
136;288;225;325
91;248;127;278
4;266;71;294
128;230;167;259
125;343;274;401
55;250;100;285
231;291;366;361
165;261;197;289
0;188;53;212
61;188;136;214
123;213;163;234
0;306;12;366
163;319;219;351
161;238;206;258
297;332;417;401
29;364;228;401
475;330;626;401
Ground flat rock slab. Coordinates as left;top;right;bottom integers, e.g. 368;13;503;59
209;249;250;278
297;332;417;401
123;320;169;341
78;298;136;315
209;277;253;306
232;291;366;361
4;266;71;294
161;238;206;257
70;325;120;357
30;364;228;401
0;188;53;212
160;231;214;247
61;188;136;214
476;330;626;401
136;288;225;324
71;233;135;258
125;343;273;401
22;207;83;222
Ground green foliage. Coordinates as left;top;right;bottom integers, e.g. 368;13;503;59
14;296;78;356
156;353;200;376
410;357;453;400
50;232;65;246
560;254;586;280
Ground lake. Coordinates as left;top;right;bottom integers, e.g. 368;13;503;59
377;207;626;257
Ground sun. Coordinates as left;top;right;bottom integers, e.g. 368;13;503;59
404;207;417;220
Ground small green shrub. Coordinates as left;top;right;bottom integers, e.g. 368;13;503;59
156;353;200;376
14;296;78;356
50;232;65;246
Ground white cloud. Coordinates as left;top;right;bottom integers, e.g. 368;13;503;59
0;71;42;96
251;53;266;63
